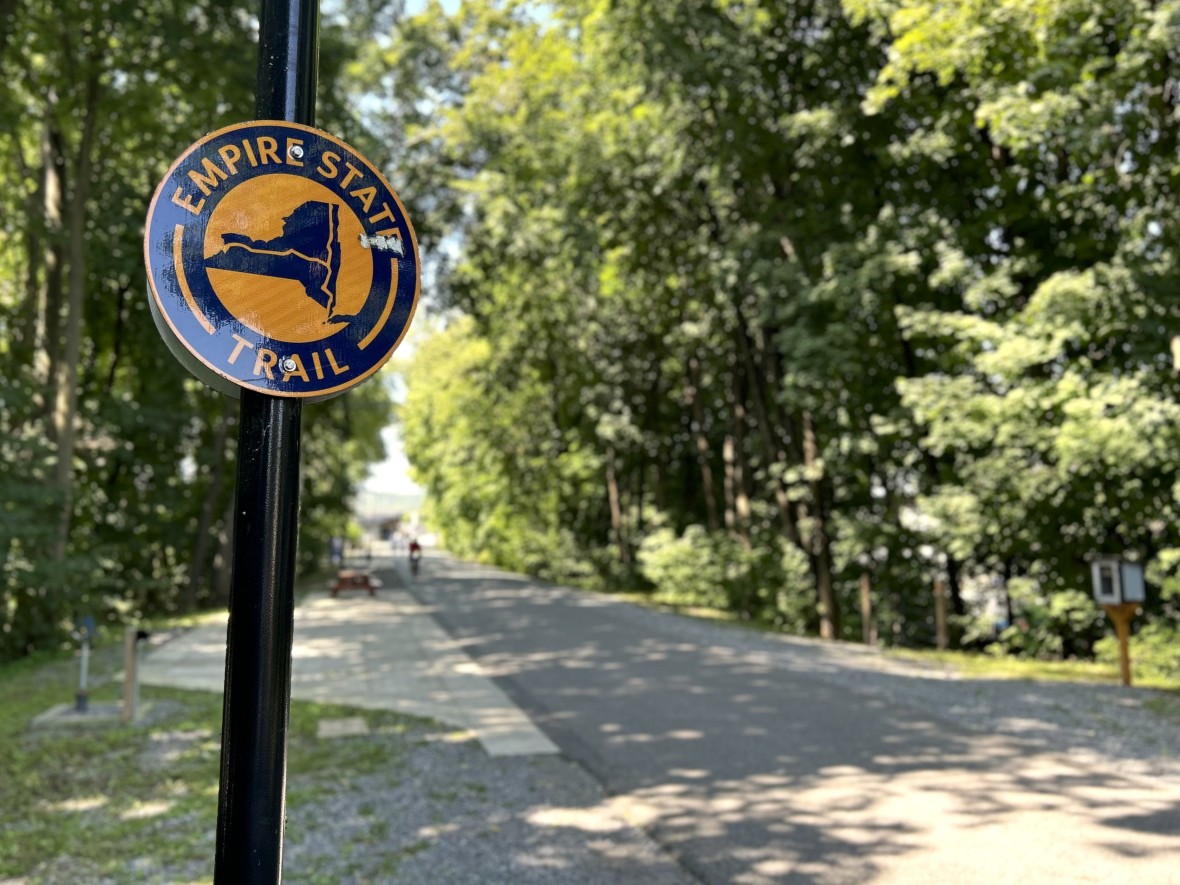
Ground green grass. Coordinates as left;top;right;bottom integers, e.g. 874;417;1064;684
0;644;217;883
0;637;425;884
884;646;1180;692
611;587;1180;694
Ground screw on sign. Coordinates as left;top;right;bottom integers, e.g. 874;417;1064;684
144;121;420;401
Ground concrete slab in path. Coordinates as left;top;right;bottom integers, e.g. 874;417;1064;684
139;588;557;757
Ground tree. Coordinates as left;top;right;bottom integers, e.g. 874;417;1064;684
0;0;396;657
388;0;1180;654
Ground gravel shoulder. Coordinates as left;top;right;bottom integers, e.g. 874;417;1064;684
282;719;696;885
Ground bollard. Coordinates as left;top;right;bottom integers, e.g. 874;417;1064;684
122;628;150;722
76;636;90;713
74;615;96;713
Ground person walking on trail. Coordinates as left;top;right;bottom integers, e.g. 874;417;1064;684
409;538;422;576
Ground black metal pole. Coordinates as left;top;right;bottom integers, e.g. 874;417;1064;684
213;1;318;882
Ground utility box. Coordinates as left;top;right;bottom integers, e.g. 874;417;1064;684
1090;558;1146;606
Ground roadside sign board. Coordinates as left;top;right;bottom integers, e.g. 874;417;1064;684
145;120;419;400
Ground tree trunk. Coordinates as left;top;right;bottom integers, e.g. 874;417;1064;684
36;123;66;402
687;358;720;531
722;434;736;533
946;554;965;616
803;411;839;639
654;456;668;512
14;148;44;369
732;368;751;549
102;280;132;393
733;316;803;549
1002;558;1014;626
860;573;877;645
634;462;646;535
211;491;237;608
696;185;802;551
185;400;234;611
934;579;949;650
51;73;100;560
722;431;753;550
606;453;630;565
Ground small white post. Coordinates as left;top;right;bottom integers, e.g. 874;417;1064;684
76;638;90;712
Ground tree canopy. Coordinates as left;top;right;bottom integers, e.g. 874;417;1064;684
392;0;1180;657
5;0;1179;662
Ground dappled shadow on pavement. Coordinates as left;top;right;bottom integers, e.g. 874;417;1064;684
140;559;556;756
288;583;557;756
408;556;1180;885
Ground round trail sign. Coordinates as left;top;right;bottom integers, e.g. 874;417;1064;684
144;120;419;400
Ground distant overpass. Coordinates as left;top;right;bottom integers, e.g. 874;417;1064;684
353;489;425;537
354;489;424;519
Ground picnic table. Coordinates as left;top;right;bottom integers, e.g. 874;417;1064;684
328;568;382;598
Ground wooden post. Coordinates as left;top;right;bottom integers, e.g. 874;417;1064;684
859;573;876;646
934;579;948;650
122;627;138;723
1103;603;1138;687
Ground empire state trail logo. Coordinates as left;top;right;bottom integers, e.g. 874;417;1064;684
207;201;345;319
144;121;419;400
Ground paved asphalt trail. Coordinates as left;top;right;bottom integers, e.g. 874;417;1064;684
407;554;1180;885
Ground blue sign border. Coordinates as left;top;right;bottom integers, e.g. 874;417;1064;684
145;120;419;399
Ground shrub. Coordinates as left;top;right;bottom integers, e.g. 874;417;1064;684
637;526;728;610
1095;618;1180;683
987;578;1104;659
637;526;814;632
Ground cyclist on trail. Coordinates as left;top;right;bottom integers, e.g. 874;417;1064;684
409;538;422;576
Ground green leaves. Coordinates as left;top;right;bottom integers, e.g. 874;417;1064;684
0;0;398;658
383;0;1180;650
